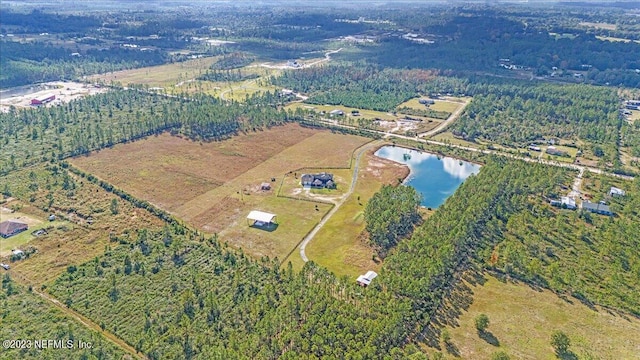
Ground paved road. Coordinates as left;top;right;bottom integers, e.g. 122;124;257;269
299;141;380;262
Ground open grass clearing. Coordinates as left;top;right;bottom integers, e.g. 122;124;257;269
579;22;617;30
438;275;640;360
396;96;468;113
89;56;219;87
218;195;333;261
71;124;370;261
300;147;409;277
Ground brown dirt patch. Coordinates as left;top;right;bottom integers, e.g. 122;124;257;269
70;124;320;211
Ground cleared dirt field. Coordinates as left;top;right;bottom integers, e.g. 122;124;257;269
72;124;325;211
71;124;370;260
0;81;106;112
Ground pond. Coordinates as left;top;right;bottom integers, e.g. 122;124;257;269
374;146;481;208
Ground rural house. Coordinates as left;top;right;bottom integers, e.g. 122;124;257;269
550;196;576;210
300;172;336;189
581;201;613;216
329;109;344;116
0;220;28;238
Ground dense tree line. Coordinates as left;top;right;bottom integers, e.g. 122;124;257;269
271;65;435;111
450;82;622;163
0;41;168;88
382;158;570;329
346;11;640;88
0;90;303;174
365;184;421;257
209;52;255;70
485;175;640;315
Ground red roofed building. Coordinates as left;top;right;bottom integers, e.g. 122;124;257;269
31;95;56;106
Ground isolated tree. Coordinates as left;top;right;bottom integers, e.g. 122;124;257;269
441;329;451;345
550;330;571;355
475;313;490;332
110;198;119;215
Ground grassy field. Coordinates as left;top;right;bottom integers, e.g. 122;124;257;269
439;275;640;360
89;56;219;87
397;97;467;114
301;147;410;278
71;124;321;211
628;110;640;122
70;124;371;261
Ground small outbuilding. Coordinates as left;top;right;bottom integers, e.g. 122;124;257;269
247;210;277;227
260;182;271;191
329;109;344;116
609;187;625;197
356;271;378;287
0;220;28;238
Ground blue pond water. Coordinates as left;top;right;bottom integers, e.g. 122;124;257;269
374;146;481;208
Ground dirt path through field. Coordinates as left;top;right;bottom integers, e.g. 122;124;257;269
418;98;469;138
9;270;146;360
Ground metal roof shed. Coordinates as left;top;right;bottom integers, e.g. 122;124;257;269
247;211;277;226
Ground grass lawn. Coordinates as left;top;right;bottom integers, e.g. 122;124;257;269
541;145;578;163
628;110;640;122
438;275;640;360
301;147;410;278
279;168;352;201
397;97;466;114
433;132;482;149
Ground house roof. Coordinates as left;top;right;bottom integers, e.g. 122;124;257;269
0;220;28;235
247;210;276;223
